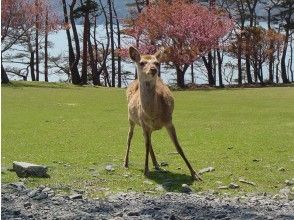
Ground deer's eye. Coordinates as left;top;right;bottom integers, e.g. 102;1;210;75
154;62;160;66
140;61;147;66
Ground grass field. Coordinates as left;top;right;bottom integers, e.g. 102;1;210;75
2;82;294;198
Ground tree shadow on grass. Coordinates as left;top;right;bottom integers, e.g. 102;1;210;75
146;169;194;192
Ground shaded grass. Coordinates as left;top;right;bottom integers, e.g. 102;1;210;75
2;81;294;197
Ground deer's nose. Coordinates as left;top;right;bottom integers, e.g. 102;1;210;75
150;67;157;76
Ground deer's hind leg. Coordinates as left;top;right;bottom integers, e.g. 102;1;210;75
166;122;202;181
124;120;135;168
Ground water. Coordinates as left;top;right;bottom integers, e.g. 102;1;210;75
4;23;293;86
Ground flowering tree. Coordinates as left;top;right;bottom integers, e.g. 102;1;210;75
229;27;284;84
122;0;234;87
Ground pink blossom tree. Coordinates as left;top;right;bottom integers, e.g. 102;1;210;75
122;0;234;87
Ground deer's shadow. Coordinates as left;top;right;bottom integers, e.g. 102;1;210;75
145;169;194;192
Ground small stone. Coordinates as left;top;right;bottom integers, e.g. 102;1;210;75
127;211;140;216
199;167;215;174
24;202;32;208
10;182;26;190
280;187;290;196
1;167;7;174
105;165;115;172
42;187;51;193
28;190;39;198
288;192;294;201
13;161;48;178
160;162;169;167
155;184;164;192
218;186;229;190
239;178;256;186
229;183;240;189
181;184;192;193
285;179;294;186
33;192;48;200
278;167;286;172
69;194;83;200
143;180;154;185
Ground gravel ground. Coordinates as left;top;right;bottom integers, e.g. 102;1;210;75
2;183;294;220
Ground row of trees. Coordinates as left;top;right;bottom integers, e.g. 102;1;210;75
1;0;294;87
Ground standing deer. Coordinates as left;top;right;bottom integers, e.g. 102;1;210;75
124;46;202;181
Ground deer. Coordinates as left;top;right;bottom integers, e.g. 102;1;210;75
124;46;202;181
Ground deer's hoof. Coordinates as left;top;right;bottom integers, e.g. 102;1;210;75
144;170;150;177
124;162;129;168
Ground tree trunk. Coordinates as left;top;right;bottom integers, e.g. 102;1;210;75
202;52;215;86
113;1;121;87
237;38;242;85
88;35;99;85
81;10;90;85
217;49;224;88
44;8;49;82
69;0;81;79
1;62;9;84
62;0;80;84
35;0;40;81
290;34;293;82
175;64;189;88
108;0;116;87
30;51;36;81
281;28;290;83
191;63;194;84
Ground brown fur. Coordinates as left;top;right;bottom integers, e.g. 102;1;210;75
124;47;202;181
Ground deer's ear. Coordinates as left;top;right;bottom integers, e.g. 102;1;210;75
129;46;141;63
154;47;165;62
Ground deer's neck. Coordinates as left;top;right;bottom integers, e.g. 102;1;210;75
139;78;157;116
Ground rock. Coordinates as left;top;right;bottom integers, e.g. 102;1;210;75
143;180;154;185
279;187;290;196
12;161;48;178
278;167;286;172
9;182;26;191
215;181;223;185
181;184;192;193
229;183;240;189
160;162;169;167
285;178;294;186
127;211;140;216
1;166;7;174
155;185;164;192
218;186;229;190
69;194;83;200
28;190;39;198
105;165;115;172
288;192;294;201
239;178;256;186
33;192;48;200
199;167;215;174
42;187;52;193
23;202;31;209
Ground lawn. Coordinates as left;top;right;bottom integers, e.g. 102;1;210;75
2;82;294;198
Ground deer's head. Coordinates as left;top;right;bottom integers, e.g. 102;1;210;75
129;46;164;81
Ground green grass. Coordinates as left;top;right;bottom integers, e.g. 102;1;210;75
2;81;294;197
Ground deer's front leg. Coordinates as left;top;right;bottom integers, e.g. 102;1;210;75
124;120;135;168
143;127;152;177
